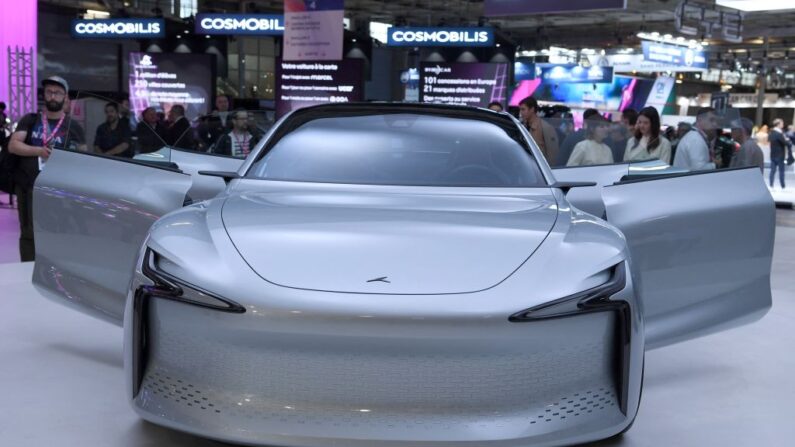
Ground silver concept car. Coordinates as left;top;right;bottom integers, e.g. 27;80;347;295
32;103;774;447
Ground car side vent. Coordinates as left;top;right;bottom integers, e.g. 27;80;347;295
529;388;618;424
141;370;221;414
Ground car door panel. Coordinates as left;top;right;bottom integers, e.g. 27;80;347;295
136;148;244;202
552;163;629;216
602;168;774;348
33;149;192;325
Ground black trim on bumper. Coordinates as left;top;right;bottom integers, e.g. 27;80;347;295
132;248;245;396
508;264;632;415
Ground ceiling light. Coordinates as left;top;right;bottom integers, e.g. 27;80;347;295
85;9;110;19
716;1;795;12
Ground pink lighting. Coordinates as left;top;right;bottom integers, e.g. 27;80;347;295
0;0;38;119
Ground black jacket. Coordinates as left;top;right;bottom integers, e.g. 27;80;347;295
164;117;197;150
770;129;791;160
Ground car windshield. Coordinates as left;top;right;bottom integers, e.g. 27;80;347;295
246;113;546;187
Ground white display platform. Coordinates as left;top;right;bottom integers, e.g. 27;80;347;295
764;163;795;206
1;227;794;447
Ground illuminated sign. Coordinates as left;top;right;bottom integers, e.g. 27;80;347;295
485;0;626;16
642;41;707;69
387;27;494;47
195;14;284;35
539;64;614;83
71;19;164;39
419;62;508;107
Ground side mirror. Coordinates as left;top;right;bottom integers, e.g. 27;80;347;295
198;170;241;184
551;181;597;195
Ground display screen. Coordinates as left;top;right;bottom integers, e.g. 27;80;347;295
128;52;214;121
275;59;365;117
509;64;655;112
419;62;509;108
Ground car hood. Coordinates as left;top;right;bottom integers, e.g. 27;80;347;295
221;188;558;294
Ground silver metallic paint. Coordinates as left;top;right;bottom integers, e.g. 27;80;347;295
603;168;774;348
124;186;644;447
31;104;772;447
135;147;245;202
32;150;191;325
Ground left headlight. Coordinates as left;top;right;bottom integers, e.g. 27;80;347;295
140;247;246;313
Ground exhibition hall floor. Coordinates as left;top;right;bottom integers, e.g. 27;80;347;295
0;214;794;446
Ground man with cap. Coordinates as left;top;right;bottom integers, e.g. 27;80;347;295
729;117;764;172
7;75;86;261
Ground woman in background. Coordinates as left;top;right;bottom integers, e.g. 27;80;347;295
623;106;672;164
567;114;614;166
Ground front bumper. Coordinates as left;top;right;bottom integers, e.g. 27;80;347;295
124;268;642;447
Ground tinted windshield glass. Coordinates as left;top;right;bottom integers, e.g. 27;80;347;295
246;113;546;187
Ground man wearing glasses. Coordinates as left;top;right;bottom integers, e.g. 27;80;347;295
7;76;86;261
213;109;261;158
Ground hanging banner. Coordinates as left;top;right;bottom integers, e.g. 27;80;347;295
642;41;707;69
284;0;344;61
587;54;707;73
195;14;284;35
484;0;625;16
539;64;614;83
71;18;164;39
386;27;494;47
643;76;676;114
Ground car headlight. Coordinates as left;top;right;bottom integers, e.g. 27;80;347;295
509;262;627;322
140;248;245;313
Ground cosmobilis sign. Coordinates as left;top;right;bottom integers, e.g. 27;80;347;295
71;19;164;39
195;14;285;35
387;27;494;47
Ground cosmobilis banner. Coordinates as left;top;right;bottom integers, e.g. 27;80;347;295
195;14;284;35
71;19;164;39
387;27;494;47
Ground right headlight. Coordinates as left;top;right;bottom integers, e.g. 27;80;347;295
508;262;627;322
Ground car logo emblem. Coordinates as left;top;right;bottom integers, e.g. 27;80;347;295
367;276;391;284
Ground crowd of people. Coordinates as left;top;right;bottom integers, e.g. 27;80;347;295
511;95;795;186
0;77;264;262
88;95;262;159
1;74;795;264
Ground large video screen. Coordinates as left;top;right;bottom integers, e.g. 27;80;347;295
510;62;654;112
419;62;509;108
275;59;365;117
129;52;214;120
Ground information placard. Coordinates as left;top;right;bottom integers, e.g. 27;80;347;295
128;53;213;121
275;59;364;117
284;0;344;61
419;62;509;108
